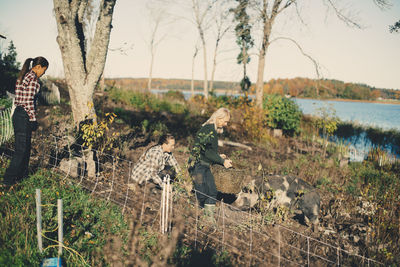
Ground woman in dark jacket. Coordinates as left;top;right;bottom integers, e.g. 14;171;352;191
3;57;48;186
189;108;232;222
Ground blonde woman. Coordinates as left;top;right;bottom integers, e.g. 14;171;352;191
189;108;232;221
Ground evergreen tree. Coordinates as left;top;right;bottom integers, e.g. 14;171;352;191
0;41;20;96
230;0;253;92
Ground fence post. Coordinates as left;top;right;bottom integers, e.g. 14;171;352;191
161;175;166;233
278;225;281;267
307;237;310;267
58;199;63;256
35;189;43;253
165;175;170;233
222;202;225;249
249;210;253;267
195;197;198;249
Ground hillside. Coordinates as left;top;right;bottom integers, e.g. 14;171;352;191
1;80;399;265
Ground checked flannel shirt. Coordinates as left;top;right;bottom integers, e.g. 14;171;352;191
14;70;40;121
130;145;180;186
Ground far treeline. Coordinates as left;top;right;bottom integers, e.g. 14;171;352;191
106;77;400;101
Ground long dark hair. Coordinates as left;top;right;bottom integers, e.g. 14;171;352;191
17;56;49;83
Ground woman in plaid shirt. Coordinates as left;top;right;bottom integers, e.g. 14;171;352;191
129;134;180;187
3;57;48;186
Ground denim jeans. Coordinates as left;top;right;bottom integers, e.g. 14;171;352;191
190;163;217;206
3;106;32;185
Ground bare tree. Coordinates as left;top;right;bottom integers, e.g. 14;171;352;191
53;0;116;125
209;2;232;92
145;4;174;91
249;0;363;107
191;0;214;99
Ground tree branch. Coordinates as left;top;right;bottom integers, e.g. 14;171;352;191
270;37;321;79
325;0;362;29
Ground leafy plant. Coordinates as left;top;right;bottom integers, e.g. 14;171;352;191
313;104;339;156
81;108;118;153
263;94;302;136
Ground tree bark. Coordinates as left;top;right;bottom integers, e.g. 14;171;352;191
255;0;280;108
191;46;199;97
200;31;208;99
53;0;116;125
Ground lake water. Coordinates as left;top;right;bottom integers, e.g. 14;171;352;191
293;98;400;161
293;98;400;131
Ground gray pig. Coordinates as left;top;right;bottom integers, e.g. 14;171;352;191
232;175;320;225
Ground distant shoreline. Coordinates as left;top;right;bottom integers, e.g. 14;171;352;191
297;97;400;105
153;88;400;105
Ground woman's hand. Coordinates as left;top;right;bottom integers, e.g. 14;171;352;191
220;154;227;159
223;159;232;168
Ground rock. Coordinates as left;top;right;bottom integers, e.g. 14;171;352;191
273;129;282;137
59;157;85;177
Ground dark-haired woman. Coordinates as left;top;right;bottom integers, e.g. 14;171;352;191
3;57;49;186
129;134;181;187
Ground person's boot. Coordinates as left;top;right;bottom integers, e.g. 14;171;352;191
203;204;217;227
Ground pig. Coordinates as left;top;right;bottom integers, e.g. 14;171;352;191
232;175;320;225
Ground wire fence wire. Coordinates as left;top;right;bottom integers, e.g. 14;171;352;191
0;106;14;146
0;135;384;267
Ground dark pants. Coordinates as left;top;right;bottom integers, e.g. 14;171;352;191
190;163;217;206
4;106;32;185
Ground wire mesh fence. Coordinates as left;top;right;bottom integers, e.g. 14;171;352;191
0;106;13;146
0;135;384;266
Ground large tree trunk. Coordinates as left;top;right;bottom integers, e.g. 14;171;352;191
53;0;116;126
255;40;267;107
255;0;279;108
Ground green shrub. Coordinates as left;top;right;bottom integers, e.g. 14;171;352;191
263;94;302;136
0;169;128;266
165;90;185;101
0;98;12;109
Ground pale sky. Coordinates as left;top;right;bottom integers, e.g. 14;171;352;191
1;0;399;90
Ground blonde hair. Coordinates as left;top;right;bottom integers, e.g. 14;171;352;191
202;107;230;127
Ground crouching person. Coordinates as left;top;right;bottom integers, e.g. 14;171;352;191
189;108;232;225
129;134;180;189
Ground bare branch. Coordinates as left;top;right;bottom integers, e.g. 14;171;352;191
277;0;296;15
325;0;362;29
373;0;392;10
270;36;321;78
109;42;134;55
294;1;306;27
